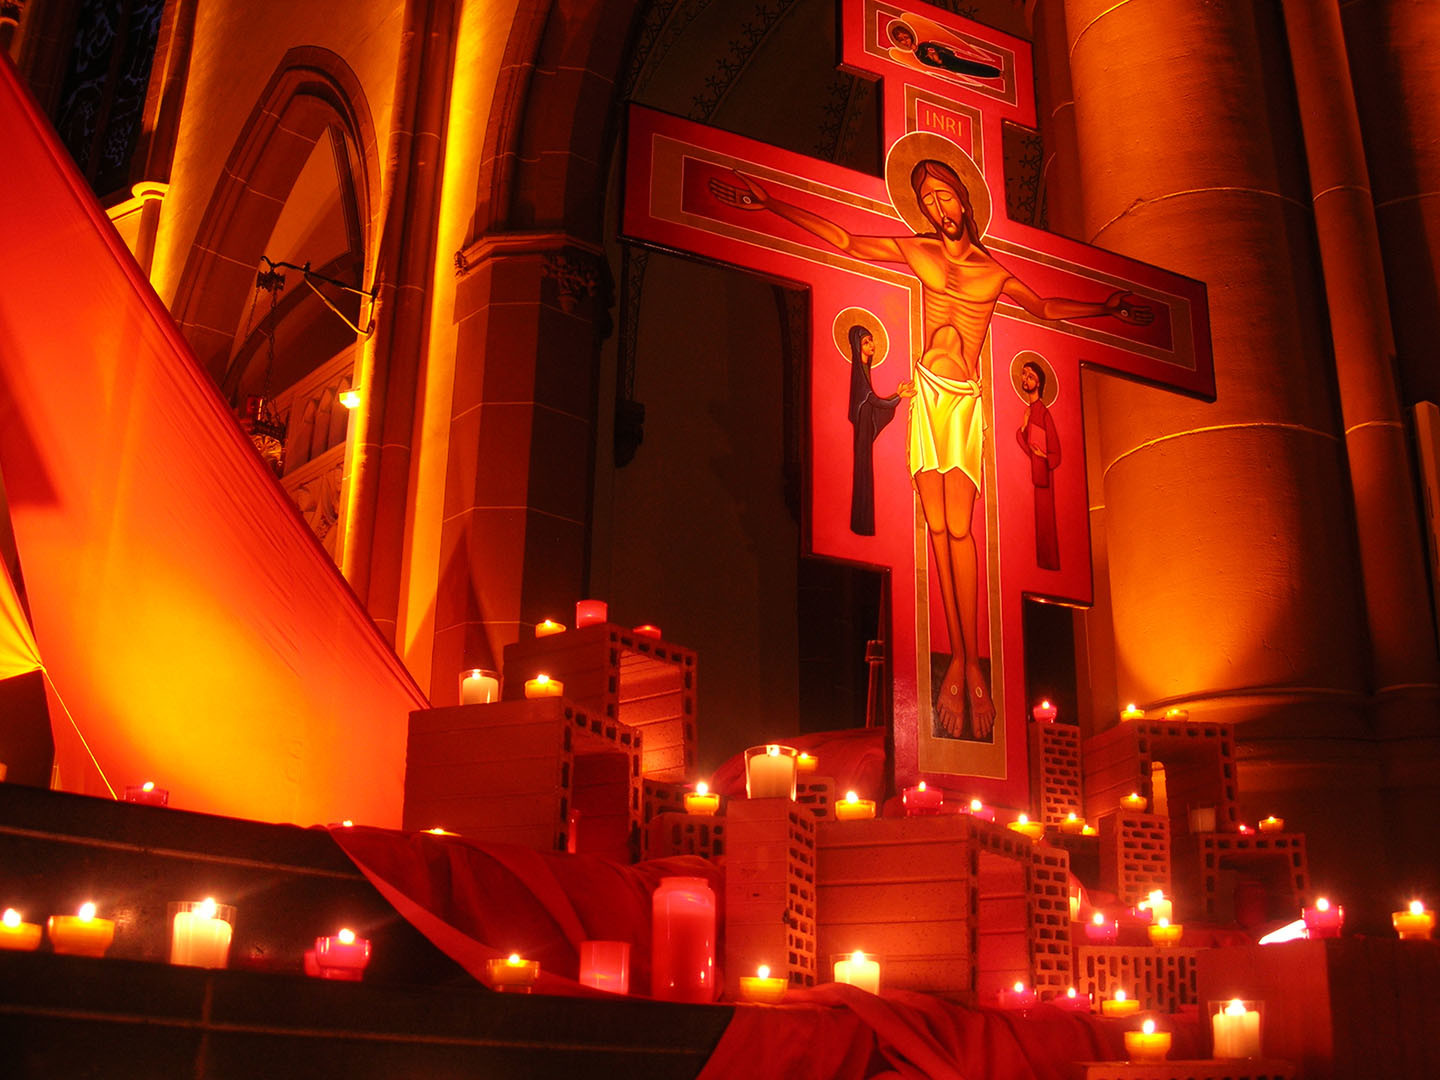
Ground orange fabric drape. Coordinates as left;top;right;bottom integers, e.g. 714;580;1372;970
0;56;427;825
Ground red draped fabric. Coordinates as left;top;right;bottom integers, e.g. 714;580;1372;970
330;825;1202;1079
0;56;426;824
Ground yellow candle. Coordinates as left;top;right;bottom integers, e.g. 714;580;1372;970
1164;707;1189;721
1120;792;1148;811
1124;1019;1172;1062
1147;917;1183;947
833;949;880;994
486;953;541;992
48;903;115;957
835;791;876;821
738;964;788;1003
524;674;564;698
1393;900;1435;940
0;909;42;951
535;619;566;637
684;782;720;816
796;752;818;774
1007;814;1044;840
1059;812;1085;835
1120;703;1145;721
1101;989;1140;1017
1258;815;1284;833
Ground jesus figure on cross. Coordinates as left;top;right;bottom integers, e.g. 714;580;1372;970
711;153;1152;739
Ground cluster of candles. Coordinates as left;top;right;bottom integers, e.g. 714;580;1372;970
0;903;114;956
1117;703;1191;722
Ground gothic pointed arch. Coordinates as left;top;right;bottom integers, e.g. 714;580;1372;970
171;46;379;382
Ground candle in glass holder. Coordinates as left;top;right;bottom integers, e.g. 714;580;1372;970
124;780;169;806
0;909;41;951
1120;792;1147;812
575;599;608;627
487;953;541;993
796;752;818;775
1101;989;1139;1017
632;623;662;639
1147;917;1183;947
579;939;630;994
833;950;880;994
998;981;1037;1008
524;674;564;698
169;898;235;968
313;927;371;980
1258;815;1284;833
902;781;944;816
651;876;716;1002
1302;897;1344;938
1142;890;1173;924
1007;814;1044;840
738;964;788;1004
459;668;500;704
835;791;876;821
744;744;798;800
48;903;114;957
1211;999;1262;1058
1125;1019;1172;1062
1031;699;1058;722
1121;703;1145;721
1053;987;1091;1012
965;798;995;822
684;782;720;816
1163;707;1189;721
1085;912;1118;944
1393;900;1434;940
1059;812;1085;835
535;618;566;637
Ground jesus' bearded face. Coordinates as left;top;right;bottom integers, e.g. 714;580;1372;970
917;175;967;240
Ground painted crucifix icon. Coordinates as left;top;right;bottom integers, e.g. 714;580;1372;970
622;0;1213;803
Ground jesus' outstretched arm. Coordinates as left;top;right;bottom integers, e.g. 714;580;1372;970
708;172;905;263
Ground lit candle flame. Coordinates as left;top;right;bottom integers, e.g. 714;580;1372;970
78;902;96;921
1066;987;1078;999
1410;900;1425;916
1142;1019;1156;1035
1013;980;1025;993
695;781;709;796
197;898;217;920
535;674;551;687
798;753;814;765
1225;999;1247;1016
850;949;865;964
970;798;983;812
538;619;560;632
1041;700;1051;709
765;744;780;757
1114;989;1127;1002
1149;890;1165;904
757;965;770;980
1092;912;1105;926
845;791;859;804
142;781;155;792
917;781;927;792
338;928;356;945
1067;812;1078;822
507;953;523;966
2;909;20;928
1316;897;1330;912
1158;917;1170;928
1017;813;1029;824
342;820;354;827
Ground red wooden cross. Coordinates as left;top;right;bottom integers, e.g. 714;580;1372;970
622;0;1212;803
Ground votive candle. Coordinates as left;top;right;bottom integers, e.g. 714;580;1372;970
1143;890;1173;924
1007;814;1044;840
169;898;234;968
1164;707;1189;721
535;618;566;637
575;599;608;627
124;781;169;806
0;909;41;951
1393;900;1434;941
1085;912;1118;943
1125;1019;1171;1062
524;674;564;698
1147;917;1183;947
796;752;818;774
1053;987;1091;1012
1302;897;1344;938
459;668;500;704
313;927;370;980
1059;812;1085;835
998;981;1037;1008
1120;703;1145;721
684;782;720;816
1258;815;1284;833
902;781;944;816
833;949;880;994
738;964;788;1004
632;624;662;639
1120;792;1147;811
1211;999;1262;1058
579;939;631;994
487;953;541;993
1101;989;1140;1017
835;791;876;821
744;744;798;800
48;903;114;957
1031;699;1058;722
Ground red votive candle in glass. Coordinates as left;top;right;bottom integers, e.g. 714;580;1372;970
575;599;608;627
998;981;1037;1008
1031;699;1058;722
651;876;716;1003
632;624;662;639
902;781;944;816
1302;897;1344;939
1053;986;1092;1011
125;781;169;806
579;939;631;994
314;927;371;980
1085;911;1119;943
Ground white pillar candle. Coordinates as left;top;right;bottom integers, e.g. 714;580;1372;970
833;949;880;994
170;899;234;968
459;668;499;704
744;744;797;799
1212;1000;1261;1058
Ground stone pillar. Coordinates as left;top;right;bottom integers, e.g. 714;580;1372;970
430;232;605;703
1062;0;1389;923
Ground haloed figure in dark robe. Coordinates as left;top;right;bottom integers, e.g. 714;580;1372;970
1016;360;1061;570
848;324;901;536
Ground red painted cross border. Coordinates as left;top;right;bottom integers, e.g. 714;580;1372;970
622;0;1212;804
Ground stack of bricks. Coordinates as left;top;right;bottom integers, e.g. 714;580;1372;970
796;775;836;820
1097;809;1171;906
503;624;697;781
1027;841;1074;998
403;698;641;859
724;798;817;994
1083;720;1238;837
647;811;727;860
1172;829;1309;923
1073;943;1202;1013
1028;718;1083;825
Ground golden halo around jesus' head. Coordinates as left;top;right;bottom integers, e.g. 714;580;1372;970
832;306;890;369
884;132;991;238
1010;350;1059;407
